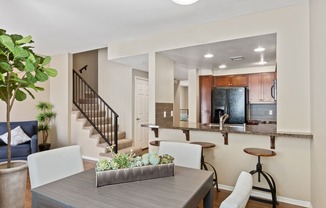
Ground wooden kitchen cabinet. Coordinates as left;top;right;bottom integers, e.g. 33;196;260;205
214;75;248;87
199;75;213;124
248;72;276;103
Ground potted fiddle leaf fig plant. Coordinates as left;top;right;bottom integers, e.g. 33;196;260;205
0;28;57;207
36;101;56;151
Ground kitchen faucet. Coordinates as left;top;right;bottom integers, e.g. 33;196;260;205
219;114;229;130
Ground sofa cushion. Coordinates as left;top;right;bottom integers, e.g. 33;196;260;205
0;121;37;137
0;143;31;158
0;126;31;146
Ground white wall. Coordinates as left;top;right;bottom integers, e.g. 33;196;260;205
180;86;188;109
310;0;326;207
155;53;174;103
188;68;199;122
98;48;133;138
173;80;180;123
108;3;310;133
50;53;73;148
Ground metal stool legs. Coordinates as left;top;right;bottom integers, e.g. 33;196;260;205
250;156;277;208
201;154;219;192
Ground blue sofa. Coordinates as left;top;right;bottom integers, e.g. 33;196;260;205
0;120;38;162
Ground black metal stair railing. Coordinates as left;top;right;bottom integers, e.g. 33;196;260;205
73;70;119;153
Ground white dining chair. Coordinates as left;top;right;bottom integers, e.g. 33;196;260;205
159;141;202;169
27;145;84;189
220;171;253;208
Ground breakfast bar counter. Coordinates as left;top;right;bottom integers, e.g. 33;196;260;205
143;122;313;149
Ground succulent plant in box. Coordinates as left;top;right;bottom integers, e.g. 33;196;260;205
97;145;174;171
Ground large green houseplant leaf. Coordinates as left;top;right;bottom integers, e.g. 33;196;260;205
0;28;58;168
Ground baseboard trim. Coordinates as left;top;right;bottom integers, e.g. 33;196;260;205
218;184;310;208
82;155;99;162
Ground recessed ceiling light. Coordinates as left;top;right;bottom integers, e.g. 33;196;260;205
219;64;226;69
204;53;214;58
254;47;265;52
171;0;199;5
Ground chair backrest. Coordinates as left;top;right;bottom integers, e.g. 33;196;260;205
159;141;202;169
220;171;253;208
27;145;84;189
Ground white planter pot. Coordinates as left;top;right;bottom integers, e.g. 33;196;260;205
0;160;28;208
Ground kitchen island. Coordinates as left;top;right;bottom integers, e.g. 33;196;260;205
144;122;312;206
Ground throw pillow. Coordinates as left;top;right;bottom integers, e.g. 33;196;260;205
0;126;31;146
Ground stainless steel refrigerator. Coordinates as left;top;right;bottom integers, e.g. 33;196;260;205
211;87;247;124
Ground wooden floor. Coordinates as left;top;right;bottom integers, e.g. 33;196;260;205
25;159;304;208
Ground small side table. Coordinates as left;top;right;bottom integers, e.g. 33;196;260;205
190;142;219;191
244;148;277;208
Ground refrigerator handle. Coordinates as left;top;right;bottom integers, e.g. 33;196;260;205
271;85;275;98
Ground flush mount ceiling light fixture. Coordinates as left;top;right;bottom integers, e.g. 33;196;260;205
219;64;226;69
254;47;265;52
171;0;199;5
204;53;214;58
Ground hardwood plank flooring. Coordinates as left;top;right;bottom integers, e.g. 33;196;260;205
25;159;304;208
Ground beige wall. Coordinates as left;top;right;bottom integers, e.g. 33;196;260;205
155;53;174;103
0;81;50;122
108;3;310;133
73;50;98;92
310;0;326;207
50;53;73;148
98;48;133;138
157;129;311;205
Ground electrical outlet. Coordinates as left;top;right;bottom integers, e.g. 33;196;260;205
269;110;273;115
163;111;166;117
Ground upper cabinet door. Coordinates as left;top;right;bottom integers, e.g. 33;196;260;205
214;75;248;87
214;76;230;87
261;73;276;102
231;75;248;86
248;72;276;103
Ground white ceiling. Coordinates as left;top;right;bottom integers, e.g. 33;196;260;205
2;0;302;81
161;33;277;80
2;0;304;56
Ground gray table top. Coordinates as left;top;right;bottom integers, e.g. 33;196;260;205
32;166;213;208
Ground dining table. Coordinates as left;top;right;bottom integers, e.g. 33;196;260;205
31;166;213;208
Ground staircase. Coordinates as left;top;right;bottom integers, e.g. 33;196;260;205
72;70;142;159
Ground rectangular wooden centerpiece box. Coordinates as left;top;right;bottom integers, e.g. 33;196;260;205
96;163;174;187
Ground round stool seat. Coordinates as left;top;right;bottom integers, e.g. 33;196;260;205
244;148;276;157
190;142;215;149
149;140;164;147
244;147;277;207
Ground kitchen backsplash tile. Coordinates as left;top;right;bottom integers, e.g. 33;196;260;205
249;104;277;121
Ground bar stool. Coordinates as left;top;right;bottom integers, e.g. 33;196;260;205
190;142;219;191
244;148;277;208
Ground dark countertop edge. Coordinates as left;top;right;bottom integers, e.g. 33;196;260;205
142;124;313;139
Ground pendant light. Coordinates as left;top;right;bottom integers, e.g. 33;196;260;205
171;0;199;5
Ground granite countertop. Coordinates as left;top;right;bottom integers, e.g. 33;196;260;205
143;122;313;139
